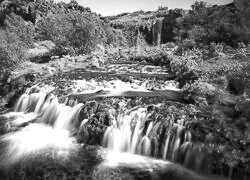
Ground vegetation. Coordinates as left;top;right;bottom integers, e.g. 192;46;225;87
0;0;120;77
36;12;100;55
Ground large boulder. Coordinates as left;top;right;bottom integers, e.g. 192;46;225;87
26;41;55;63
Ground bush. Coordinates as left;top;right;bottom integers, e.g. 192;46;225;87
183;81;216;106
179;39;196;50
0;13;33;81
36;12;100;55
133;51;173;66
164;42;176;49
0;30;26;74
170;53;200;87
4;13;34;48
103;25;127;47
227;63;250;95
174;39;197;56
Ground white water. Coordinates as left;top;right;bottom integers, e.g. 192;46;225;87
1;90;206;171
0;91;82;166
102;107;193;161
0;124;76;166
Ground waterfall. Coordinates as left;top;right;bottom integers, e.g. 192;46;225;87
100;104;210;172
0;91;82;166
101;106;205;168
1;90;208;172
152;18;164;46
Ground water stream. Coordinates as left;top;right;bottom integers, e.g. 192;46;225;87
0;88;215;179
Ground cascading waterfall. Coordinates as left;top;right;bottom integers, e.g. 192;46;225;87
102;106;208;172
1;90;208;172
13;92;83;131
0;90;83;166
102;108;189;158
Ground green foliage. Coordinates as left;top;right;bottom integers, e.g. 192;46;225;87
174;39;197;55
0;0;92;24
170;51;201;87
104;27;127;47
36;12;100;55
183;81;216;106
4;13;34;48
0;13;33;81
0;29;26;73
180;1;250;47
132;51;173;66
227;63;250;95
0;0;36;25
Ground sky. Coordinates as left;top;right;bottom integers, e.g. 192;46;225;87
55;0;233;16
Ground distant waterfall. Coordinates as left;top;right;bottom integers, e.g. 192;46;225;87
152;18;163;46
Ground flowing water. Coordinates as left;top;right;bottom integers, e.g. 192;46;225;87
101;105;205;172
0;88;216;179
0;91;83;166
152;18;163;46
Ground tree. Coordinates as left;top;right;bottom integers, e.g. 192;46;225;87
36;11;100;54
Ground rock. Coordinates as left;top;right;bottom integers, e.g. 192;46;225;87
51;56;60;60
74;55;87;62
62;55;72;61
41;66;57;75
95;44;105;54
90;56;100;68
27;41;55;63
0;98;7;108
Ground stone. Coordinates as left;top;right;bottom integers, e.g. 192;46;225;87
27;41;55;63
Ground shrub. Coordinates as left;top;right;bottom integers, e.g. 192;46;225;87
4;13;34;48
36;12;100;55
170;53;200;87
179;39;197;50
183;81;216;106
103;25;127;47
164;42;176;49
0;30;26;75
132;51;173;66
174;39;197;56
198;43;226;60
227;63;250;95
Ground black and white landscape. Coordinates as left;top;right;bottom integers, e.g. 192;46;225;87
0;0;250;180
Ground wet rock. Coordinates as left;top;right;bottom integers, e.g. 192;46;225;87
77;102;112;145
